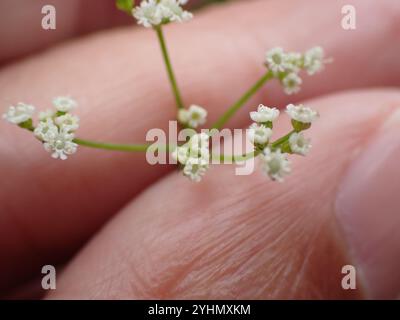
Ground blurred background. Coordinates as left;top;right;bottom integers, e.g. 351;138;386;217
0;0;228;65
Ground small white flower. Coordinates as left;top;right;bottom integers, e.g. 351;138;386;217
34;118;58;141
303;46;325;75
39;109;54;121
159;0;193;23
183;157;208;182
133;0;192;28
282;73;302;95
133;0;163;28
43;127;78;160
52;96;77;112
178;104;207;128
2;103;35;124
265;47;292;75
286;104;319;124
36;118;78;160
249;104;280;123
55;114;80;132
289;132;311;156
260;148;291;182
172;145;190;165
248;123;273;145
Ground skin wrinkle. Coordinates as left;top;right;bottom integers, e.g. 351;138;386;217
254;216;316;298
214;223;297;298
110;196;264;298
105;248;147;298
97;271;127;300
170;198;290;290
262;258;296;298
288;222;322;298
209;250;286;298
89;270;121;300
245;230;299;298
190;221;265;282
72;233;146;298
149;218;235;298
126;259;150;298
124;218;205;297
156;251;207;299
102;214;208;298
125;166;325;298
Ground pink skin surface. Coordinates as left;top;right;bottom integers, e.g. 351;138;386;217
0;0;400;298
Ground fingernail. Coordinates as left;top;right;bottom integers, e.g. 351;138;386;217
336;109;400;299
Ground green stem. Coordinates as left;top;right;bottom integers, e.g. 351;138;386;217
211;71;273;130
27;125;261;160
270;130;295;149
155;26;185;110
27;125;155;152
73;138;152;152
214;150;260;163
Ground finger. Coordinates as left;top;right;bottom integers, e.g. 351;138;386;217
1;0;400;292
47;88;400;299
0;0;207;64
0;0;131;63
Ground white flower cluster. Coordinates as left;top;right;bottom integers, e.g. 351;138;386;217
260;148;291;182
2;97;80;160
248;103;317;182
286;103;319;124
35;97;79;160
265;46;327;95
178;104;207;128
172;132;210;182
248;104;279;147
133;0;193;28
2;103;35;125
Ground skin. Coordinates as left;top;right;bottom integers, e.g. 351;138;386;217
0;0;400;299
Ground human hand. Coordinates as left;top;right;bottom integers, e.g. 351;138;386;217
1;0;400;299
